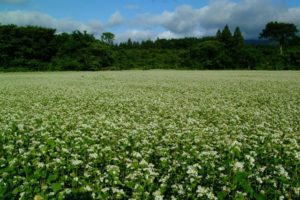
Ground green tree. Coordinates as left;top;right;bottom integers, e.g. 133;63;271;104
186;40;233;69
101;32;115;45
220;25;232;45
0;24;57;70
216;29;222;41
53;31;114;71
233;27;244;46
260;21;298;55
127;38;133;48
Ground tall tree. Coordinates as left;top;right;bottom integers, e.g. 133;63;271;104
220;25;232;45
233;27;244;46
216;29;222;41
101;32;115;45
127;38;133;48
260;21;298;55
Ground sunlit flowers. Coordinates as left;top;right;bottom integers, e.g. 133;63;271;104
0;71;299;199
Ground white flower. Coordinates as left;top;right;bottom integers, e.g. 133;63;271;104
256;177;263;184
196;186;208;197
233;161;244;172
132;151;142;158
71;159;83;166
153;190;164;200
112;188;125;195
89;153;98;159
259;166;267;172
279;195;285;200
187;164;201;177
294;187;300;195
245;155;255;167
17;124;24;131
196;186;217;199
276;165;289;179
140;159;148;166
64;188;72;194
177;184;184;195
84;172;90;178
84;185;92;191
37;162;45;168
106;165;120;175
218;167;225;171
101;187;110;193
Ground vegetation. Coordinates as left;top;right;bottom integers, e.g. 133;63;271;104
0;71;299;199
0;22;299;71
260;22;298;55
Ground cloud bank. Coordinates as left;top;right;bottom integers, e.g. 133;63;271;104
0;0;299;41
137;0;300;39
0;10;124;37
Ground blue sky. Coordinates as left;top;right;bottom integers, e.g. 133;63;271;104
0;0;299;41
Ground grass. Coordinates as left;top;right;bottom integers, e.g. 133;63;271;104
0;70;300;199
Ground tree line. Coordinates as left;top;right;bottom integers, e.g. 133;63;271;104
0;22;299;71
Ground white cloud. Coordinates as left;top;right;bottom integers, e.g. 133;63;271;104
137;0;300;38
0;10;105;36
157;31;181;39
116;29;192;42
107;11;123;27
153;5;200;34
278;7;300;25
0;0;299;41
0;10;126;37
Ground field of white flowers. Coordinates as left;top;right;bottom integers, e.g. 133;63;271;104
0;70;300;199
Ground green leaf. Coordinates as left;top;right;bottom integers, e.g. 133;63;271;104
12;187;19;195
217;191;228;200
240;181;254;197
51;183;62;193
254;192;266;200
48;174;58;182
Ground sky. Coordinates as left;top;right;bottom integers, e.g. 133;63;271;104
0;0;300;42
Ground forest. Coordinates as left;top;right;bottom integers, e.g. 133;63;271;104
0;22;299;71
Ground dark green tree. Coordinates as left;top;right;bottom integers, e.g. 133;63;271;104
220;25;232;45
52;30;114;70
127;38;133;48
233;27;244;46
0;24;57;70
186;40;234;69
101;32;115;45
216;29;222;41
260;21;298;55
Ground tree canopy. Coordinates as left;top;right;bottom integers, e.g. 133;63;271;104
260;21;298;55
0;22;299;71
101;32;115;45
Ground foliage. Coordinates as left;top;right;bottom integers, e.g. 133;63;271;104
260;21;299;55
0;22;299;71
219;25;233;46
0;24;57;70
101;32;115;46
0;25;114;71
233;27;244;47
184;41;230;69
0;71;299;199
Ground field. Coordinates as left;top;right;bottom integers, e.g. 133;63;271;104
0;70;300;199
